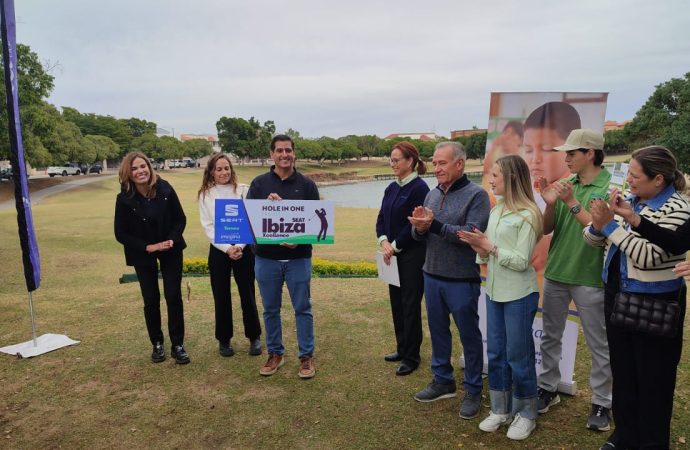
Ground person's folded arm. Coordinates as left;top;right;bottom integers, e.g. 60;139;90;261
607;209;689;268
496;219;538;272
633;215;690;254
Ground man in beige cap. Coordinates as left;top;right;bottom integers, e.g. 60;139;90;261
535;129;614;432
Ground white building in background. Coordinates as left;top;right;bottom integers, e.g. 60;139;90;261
179;133;221;152
383;132;442;141
156;127;174;138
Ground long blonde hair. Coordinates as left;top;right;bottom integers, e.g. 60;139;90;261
495;155;543;239
118;152;158;198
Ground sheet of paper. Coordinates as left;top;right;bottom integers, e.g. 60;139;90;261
376;251;400;287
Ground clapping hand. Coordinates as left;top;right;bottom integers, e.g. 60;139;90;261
590;199;614;231
408;206;433;233
609;188;635;223
458;228;492;258
539;177;558;206
552;180;575;204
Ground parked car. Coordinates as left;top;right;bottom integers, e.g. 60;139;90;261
0;167;30;181
88;164;103;174
0;167;12;181
46;162;82;177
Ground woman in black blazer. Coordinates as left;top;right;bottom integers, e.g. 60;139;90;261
114;152;190;364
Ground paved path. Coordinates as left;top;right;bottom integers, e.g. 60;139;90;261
0;175;116;211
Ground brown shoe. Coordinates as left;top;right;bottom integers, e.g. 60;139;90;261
298;356;315;379
259;352;284;376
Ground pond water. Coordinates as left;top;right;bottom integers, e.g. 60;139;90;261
320;175;482;208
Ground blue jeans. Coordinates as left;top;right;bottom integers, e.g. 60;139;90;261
423;273;483;395
486;292;539;419
254;256;314;358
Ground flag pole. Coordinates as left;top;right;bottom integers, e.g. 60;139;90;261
28;292;37;347
0;0;79;359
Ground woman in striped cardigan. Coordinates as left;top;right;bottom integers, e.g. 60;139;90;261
583;146;688;450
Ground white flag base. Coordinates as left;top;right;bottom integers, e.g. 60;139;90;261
0;333;80;358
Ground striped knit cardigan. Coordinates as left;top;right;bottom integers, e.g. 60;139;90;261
583;191;689;288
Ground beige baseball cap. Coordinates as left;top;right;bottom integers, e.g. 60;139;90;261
553;128;604;151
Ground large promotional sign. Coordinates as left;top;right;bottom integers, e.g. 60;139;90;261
478;92;609;394
215;199;335;245
214;199;254;244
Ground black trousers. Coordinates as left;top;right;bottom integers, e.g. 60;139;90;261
388;244;425;367
604;284;686;450
208;245;261;344
134;251;185;347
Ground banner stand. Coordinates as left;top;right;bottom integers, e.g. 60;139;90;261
0;0;79;360
28;291;37;345
0;292;80;359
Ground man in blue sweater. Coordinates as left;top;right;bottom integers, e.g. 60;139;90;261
409;141;490;420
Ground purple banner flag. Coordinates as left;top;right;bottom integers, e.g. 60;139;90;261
1;0;41;291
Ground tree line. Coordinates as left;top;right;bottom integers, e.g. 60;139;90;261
216;119;489;164
0;44;213;167
2;44;689;172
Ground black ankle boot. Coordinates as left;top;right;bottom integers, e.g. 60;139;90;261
171;345;190;364
151;342;165;363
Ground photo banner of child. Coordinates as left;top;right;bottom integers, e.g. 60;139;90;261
476;92;609;395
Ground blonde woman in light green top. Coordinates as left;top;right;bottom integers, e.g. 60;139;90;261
459;155;543;441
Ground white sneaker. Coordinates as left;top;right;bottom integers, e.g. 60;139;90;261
479;411;513;432
506;413;536;440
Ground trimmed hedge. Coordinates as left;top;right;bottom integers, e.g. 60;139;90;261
310;257;377;278
183;256;377;278
183;257;208;274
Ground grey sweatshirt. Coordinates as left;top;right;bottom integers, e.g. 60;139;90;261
411;174;490;281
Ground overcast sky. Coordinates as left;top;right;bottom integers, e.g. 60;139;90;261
15;0;690;138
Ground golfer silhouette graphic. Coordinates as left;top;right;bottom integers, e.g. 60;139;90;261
315;208;328;242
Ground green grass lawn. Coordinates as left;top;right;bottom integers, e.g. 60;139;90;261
0;169;688;449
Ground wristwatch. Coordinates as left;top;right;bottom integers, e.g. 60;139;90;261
569;203;582;214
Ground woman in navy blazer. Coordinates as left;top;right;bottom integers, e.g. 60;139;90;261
376;141;430;376
114;152;189;365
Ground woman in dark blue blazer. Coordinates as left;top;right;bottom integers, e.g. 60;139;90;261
376;141;429;376
115;152;189;365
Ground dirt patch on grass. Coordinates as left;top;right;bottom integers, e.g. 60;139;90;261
235;385;286;402
0;177;73;203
